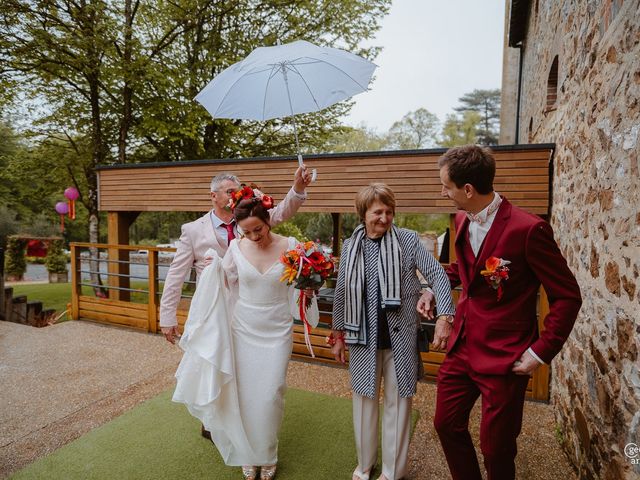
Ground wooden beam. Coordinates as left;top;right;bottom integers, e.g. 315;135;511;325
331;212;342;255
107;212;140;301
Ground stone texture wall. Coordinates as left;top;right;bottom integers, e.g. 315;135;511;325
502;1;640;478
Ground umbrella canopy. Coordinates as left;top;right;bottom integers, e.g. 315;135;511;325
195;40;377;121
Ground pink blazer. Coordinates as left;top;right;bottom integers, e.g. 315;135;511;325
159;188;305;327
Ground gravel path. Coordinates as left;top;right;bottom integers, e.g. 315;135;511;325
0;320;576;479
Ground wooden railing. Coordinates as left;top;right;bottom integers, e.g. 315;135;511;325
70;241;551;401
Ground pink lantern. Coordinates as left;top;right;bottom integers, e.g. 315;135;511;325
64;187;80;220
55;201;69;231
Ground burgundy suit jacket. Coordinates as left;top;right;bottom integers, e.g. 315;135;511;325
446;197;582;375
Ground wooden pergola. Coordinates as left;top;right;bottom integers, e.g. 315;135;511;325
98;144;552;246
78;144;555;400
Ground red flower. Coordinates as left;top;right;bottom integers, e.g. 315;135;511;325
261;195;274;209
240;186;253;199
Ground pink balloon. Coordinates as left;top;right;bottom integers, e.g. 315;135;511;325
64;187;80;200
55;201;69;215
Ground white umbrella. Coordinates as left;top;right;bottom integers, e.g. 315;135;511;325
195;40;377;169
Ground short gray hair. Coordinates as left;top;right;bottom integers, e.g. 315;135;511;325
210;173;241;192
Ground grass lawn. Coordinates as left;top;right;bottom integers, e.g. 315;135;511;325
8;281;154;317
10;388;419;480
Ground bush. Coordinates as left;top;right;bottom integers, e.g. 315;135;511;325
45;239;68;274
5;236;27;279
272;222;309;242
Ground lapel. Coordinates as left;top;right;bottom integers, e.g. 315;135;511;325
472;197;512;280
453;212;472;287
202;210;223;252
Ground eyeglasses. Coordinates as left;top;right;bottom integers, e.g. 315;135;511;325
217;188;238;195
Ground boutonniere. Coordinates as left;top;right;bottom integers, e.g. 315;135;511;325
480;256;511;301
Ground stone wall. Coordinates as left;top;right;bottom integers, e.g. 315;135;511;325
501;1;640;478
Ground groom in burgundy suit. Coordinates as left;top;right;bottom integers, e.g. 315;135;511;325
420;145;581;480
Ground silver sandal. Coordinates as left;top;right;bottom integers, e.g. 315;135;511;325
260;464;277;479
242;466;257;480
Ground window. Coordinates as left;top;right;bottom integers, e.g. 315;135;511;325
546;56;558;112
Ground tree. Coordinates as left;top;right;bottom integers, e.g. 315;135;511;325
0;0;392;247
324;124;388;153
454;88;501;145
386;108;439;150
439;111;482;147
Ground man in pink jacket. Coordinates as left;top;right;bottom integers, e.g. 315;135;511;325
160;165;311;339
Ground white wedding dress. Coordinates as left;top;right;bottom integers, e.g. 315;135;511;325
173;237;317;467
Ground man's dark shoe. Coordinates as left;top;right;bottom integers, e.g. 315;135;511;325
201;424;212;441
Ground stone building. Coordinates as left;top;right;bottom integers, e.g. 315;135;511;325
500;0;640;478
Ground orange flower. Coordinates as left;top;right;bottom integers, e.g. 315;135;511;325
481;256;501;275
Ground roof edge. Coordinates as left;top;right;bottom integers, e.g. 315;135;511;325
96;143;556;171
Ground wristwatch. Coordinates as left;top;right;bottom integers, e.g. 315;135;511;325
437;314;454;325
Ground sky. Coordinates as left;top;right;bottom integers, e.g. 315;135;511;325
343;0;506;133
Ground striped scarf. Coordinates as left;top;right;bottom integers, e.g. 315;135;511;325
343;224;402;345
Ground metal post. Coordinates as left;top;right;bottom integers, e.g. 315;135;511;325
0;248;5;320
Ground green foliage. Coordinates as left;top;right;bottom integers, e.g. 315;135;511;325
439;111;482;147
324;125;388;153
45;239;68;274
0;204;19;248
0;0;392;245
386;108;439;150
5;236;27;278
271;222;308;242
392;214;449;235
130;212;201;245
454;88;501;145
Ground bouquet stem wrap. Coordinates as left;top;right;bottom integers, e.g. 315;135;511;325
298;290;315;358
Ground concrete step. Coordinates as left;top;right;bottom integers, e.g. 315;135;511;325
12;295;28;324
2;286;13;322
27;301;43;327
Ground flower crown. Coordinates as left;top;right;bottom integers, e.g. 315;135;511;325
227;183;274;212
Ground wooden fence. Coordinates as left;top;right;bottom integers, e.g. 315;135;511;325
69;242;550;401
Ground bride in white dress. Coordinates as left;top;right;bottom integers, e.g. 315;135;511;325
172;195;317;480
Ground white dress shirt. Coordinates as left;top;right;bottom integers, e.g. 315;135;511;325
467;192;502;256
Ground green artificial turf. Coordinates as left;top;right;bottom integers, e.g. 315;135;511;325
11;388;419;480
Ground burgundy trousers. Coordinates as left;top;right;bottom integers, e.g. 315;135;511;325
433;338;530;480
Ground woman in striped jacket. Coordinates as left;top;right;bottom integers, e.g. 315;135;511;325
331;183;455;480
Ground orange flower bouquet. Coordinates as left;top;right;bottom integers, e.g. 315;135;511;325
280;241;335;356
480;256;511;301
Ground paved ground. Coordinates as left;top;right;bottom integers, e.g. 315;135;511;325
0;320;577;479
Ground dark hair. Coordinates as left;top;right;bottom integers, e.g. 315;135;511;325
233;198;270;225
438;144;496;195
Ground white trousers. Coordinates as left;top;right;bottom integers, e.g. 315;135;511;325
352;349;412;480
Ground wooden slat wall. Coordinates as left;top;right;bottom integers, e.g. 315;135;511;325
97;145;552;214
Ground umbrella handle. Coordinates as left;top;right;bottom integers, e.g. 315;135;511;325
298;153;317;182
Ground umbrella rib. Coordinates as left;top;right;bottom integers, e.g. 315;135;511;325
262;63;283;120
203;65;276;119
293;56;372;91
285;63;321;110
